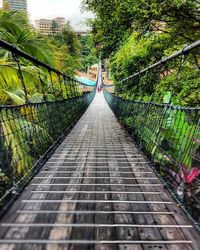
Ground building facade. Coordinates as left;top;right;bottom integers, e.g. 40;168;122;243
3;0;27;12
35;17;66;35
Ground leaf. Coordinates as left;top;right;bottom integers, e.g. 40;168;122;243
163;91;171;104
4;90;25;105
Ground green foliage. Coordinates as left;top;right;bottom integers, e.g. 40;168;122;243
47;22;82;75
79;34;98;72
109;31;199;106
82;0;200;106
129;0;200;42
153;64;200;106
110;32;172;81
1;109;52;175
0;10;53;64
82;0;200;57
82;0;133;57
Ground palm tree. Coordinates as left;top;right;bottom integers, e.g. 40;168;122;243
0;10;52;63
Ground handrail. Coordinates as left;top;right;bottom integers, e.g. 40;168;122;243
0;39;98;85
121;40;200;82
0;39;97;106
0;39;65;77
103;88;200;111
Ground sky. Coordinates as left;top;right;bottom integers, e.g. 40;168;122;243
0;0;94;31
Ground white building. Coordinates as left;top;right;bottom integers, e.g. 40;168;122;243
35;17;66;35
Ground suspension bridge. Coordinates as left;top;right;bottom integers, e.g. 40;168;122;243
0;39;200;249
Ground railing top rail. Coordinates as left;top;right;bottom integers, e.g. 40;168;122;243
0;39;69;77
121;40;200;83
103;87;200;111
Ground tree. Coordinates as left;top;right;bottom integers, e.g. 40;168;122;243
0;10;53;64
82;0;134;57
47;22;82;75
82;0;200;57
62;22;81;56
51;20;59;34
128;0;200;42
79;34;98;72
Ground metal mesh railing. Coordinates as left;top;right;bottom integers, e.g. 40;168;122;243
0;39;96;210
104;41;200;226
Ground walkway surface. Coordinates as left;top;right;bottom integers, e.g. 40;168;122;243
0;93;200;250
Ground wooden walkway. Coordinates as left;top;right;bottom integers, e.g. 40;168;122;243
0;93;200;250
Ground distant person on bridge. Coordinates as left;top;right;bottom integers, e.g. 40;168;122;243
97;84;103;92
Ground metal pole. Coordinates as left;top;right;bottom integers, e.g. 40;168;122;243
12;54;29;104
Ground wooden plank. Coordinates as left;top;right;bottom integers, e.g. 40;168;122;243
70;151;96;250
107;161;143;250
128;169;197;250
46;148;88;249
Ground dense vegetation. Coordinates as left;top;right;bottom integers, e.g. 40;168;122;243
79;34;98;72
82;0;199;56
82;0;200;106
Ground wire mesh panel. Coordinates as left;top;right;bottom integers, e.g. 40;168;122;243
104;41;200;225
104;90;200;224
0;92;95;207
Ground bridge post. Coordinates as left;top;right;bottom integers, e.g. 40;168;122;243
71;79;77;97
69;78;75;98
63;76;70;99
36;64;47;101
57;73;64;100
12;53;29;104
48;70;57;100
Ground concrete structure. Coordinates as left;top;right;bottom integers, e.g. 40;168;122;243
3;0;27;12
35;17;66;35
